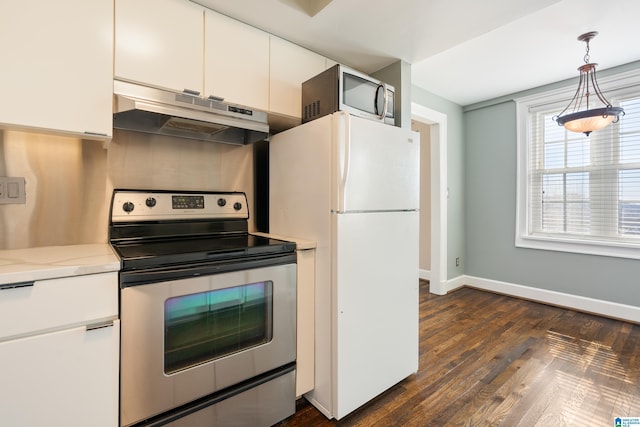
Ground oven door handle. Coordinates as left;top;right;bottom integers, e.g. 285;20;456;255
119;252;297;287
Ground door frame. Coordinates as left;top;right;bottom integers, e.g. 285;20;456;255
411;103;448;295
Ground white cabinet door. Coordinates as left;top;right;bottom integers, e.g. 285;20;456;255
296;248;315;397
115;0;204;94
269;36;328;118
204;10;269;110
0;0;112;139
0;320;120;427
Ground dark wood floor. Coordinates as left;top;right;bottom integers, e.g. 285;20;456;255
277;281;640;426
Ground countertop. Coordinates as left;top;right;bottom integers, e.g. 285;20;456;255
251;232;316;250
0;243;120;285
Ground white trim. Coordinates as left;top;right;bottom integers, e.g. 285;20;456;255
516;235;640;260
443;275;466;294
412;103;448;295
515;97;531;253
461;275;640;324
418;271;467;295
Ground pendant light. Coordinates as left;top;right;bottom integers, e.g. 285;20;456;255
553;31;624;136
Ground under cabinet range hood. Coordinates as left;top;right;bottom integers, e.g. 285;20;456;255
113;80;269;145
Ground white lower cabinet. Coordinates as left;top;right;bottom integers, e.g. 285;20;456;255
0;320;120;427
296;247;316;397
0;272;119;427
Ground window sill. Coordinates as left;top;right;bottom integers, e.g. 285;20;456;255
515;234;640;260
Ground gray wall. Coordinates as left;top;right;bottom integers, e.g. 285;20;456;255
463;66;640;306
373;60;412;129
412;86;466;279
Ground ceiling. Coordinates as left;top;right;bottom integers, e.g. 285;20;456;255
192;0;640;106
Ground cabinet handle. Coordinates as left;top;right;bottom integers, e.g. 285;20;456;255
0;281;34;290
208;94;224;102
84;131;109;137
182;88;201;96
86;320;115;331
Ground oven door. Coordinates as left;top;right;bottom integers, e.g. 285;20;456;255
120;263;296;427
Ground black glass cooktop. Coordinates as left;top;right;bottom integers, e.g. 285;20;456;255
112;233;296;271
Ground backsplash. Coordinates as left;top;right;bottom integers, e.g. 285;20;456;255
0;129;255;250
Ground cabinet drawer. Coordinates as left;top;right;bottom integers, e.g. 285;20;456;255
0;272;118;340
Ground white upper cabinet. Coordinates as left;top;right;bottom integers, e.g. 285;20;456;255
205;10;269;110
0;0;113;139
269;36;329;118
115;0;204;94
114;1;333;121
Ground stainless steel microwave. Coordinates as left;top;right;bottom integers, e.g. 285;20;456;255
302;64;395;125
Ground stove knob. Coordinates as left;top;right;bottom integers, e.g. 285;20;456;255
122;201;135;213
233;202;242;211
145;197;157;208
217;198;227;207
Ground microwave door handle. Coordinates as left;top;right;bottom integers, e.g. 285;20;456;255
374;84;384;119
374;83;389;121
382;83;389;120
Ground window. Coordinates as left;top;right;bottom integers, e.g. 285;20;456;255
516;70;640;259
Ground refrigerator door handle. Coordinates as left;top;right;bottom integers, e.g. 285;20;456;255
338;113;351;213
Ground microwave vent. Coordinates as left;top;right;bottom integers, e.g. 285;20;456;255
303;100;321;122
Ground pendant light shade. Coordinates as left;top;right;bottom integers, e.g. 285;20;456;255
553;32;624;136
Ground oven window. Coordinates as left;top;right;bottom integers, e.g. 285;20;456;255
164;281;273;374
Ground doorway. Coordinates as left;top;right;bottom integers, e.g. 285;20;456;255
411;119;431;279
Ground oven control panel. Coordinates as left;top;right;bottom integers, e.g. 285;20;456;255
111;190;248;222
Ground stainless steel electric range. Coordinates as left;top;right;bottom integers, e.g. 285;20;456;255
109;189;297;427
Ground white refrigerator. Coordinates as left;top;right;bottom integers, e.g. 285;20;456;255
269;111;420;420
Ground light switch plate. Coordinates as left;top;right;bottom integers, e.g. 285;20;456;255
0;177;26;204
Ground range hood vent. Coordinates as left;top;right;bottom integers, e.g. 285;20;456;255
113;80;269;145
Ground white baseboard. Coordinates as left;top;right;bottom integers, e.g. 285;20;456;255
462;275;640;324
445;275;466;293
418;269;465;295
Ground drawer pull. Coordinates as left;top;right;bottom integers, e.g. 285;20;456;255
86;320;115;331
83;131;109;137
0;281;35;290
